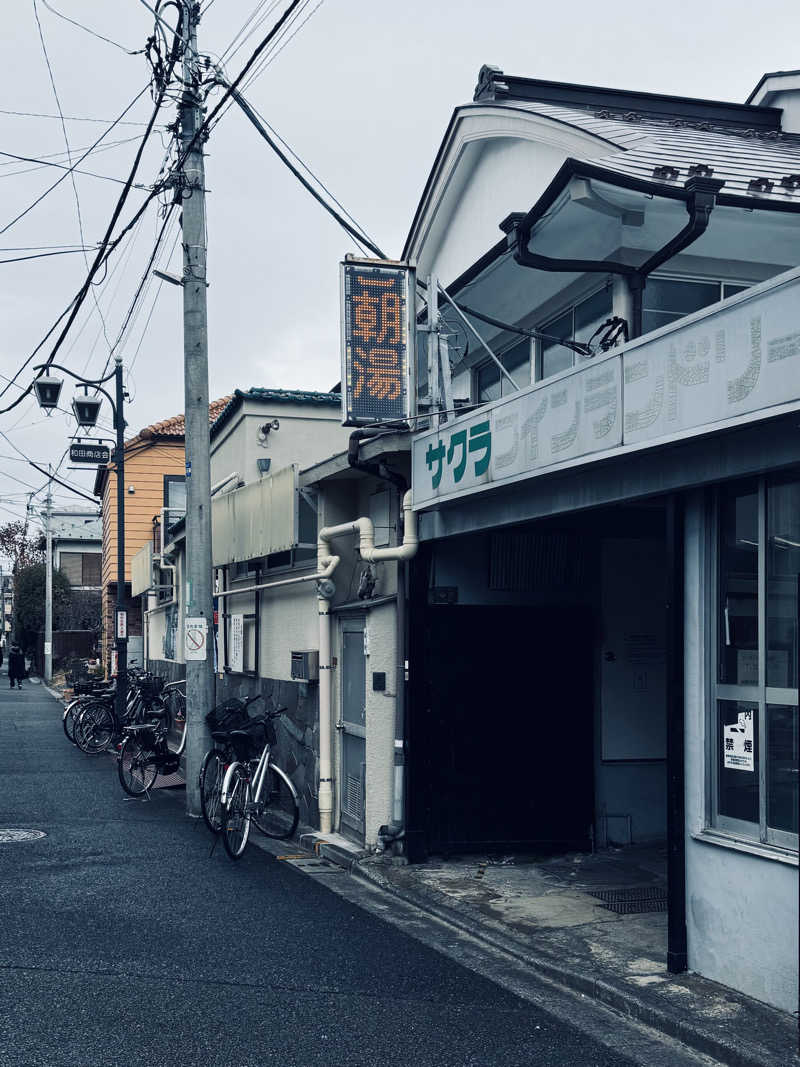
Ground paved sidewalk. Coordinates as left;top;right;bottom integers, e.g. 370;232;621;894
309;837;799;1067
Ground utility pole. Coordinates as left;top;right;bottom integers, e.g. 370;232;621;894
179;0;214;816
44;466;53;684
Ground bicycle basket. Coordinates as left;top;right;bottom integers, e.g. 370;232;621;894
205;698;249;731
159;753;181;776
138;676;164;701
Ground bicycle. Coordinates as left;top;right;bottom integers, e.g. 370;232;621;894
220;707;299;859
74;671;163;754
199;694;267;834
117;695;188;796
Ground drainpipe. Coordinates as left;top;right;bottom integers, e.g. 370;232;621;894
317;492;419;835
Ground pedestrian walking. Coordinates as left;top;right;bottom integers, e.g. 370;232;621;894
8;644;25;690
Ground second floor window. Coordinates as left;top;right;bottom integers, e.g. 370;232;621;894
59;551;101;587
474;338;531;403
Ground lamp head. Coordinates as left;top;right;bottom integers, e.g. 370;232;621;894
72;394;102;427
33;374;63;412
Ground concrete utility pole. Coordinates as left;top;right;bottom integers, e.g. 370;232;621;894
179;0;214;816
44;467;53;684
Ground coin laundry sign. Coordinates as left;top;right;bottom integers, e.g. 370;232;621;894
340;259;413;425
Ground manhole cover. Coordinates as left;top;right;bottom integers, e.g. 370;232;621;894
589;886;667;914
0;829;46;843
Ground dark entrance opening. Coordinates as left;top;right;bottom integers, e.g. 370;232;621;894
411;599;594;856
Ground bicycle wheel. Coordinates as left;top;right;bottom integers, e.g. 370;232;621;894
74;702;116;754
199;748;226;834
223;765;251;859
62;699;85;744
118;736;159;796
252;764;299;840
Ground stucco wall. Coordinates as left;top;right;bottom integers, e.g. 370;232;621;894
684;491;798;1014
210;400;350;488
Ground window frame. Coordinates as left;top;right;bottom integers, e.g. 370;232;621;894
535;283;613;383
472;336;533;405
710;478;799;851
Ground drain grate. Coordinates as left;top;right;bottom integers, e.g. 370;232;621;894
589;886;667;914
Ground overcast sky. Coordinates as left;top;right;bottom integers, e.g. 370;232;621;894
1;0;798;540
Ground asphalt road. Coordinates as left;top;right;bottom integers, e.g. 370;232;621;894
0;685;705;1067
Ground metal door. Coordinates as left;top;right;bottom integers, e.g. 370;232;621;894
339;617;366;841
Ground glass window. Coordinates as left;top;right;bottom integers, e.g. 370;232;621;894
767;704;798;834
718;483;759;685
164;476;186;525
541;309;575;380
59;552;82;586
642;278;720;334
767;478;800;688
475;338;531;403
714;476;799;848
539;289;612;381
82;553;101;586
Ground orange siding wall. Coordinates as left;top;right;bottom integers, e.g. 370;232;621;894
100;443;186;586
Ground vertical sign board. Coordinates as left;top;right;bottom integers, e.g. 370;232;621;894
340;259;414;426
115;610;127;641
229;614;244;674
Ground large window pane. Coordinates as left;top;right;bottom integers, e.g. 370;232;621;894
541;310;574;380
767;478;800;688
718;700;759;824
574;287;613;348
642;278;720;334
476;362;501;402
718;483;759;684
767;704;798;834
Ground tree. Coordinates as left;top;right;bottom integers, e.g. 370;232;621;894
0;520;44;574
12;563;71;653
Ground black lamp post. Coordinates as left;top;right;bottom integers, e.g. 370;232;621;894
34;356;128;730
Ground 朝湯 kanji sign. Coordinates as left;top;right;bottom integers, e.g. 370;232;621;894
341;259;413;425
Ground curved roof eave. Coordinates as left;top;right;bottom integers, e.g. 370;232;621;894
401;102;627;264
444;156;800;299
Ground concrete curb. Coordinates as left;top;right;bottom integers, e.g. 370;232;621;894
315;850;796;1067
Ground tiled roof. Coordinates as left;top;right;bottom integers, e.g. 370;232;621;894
210;386;340;437
131;395;232;445
519;101;800;204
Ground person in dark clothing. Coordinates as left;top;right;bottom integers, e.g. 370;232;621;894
8;645;25;689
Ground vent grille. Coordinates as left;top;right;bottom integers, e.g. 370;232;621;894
489;531;586;591
343;773;363;819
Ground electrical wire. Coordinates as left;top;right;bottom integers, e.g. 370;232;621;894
0;85;150;236
40;0;140;54
0;149;139;186
0;107;157;126
0;248;92;266
33;0;114;357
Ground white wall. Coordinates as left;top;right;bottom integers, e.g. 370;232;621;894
211;399;350;488
684;491;798;1014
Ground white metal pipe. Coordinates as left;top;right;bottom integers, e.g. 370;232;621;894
315;491;418;835
210;471;240;496
214;557;338;600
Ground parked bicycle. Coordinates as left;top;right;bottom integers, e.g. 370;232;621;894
72;669;175;754
117;693;188;796
220;706;299;859
199;694;271;833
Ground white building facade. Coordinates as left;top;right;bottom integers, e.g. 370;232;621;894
399;67;800;1014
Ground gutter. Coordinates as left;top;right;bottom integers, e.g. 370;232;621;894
510;174;726;337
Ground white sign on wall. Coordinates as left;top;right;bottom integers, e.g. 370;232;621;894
185;616;208;662
229;614;244;674
723;708;755;772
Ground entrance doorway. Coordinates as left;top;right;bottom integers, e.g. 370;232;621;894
416;604;594;854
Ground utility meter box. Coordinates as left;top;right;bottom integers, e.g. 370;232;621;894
291;649;319;682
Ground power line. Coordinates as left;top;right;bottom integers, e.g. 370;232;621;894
32;0;113;357
0;85;150;236
0;149;139;186
0;107;157;126
0;248;92;265
40;0;140;54
0;11;183;414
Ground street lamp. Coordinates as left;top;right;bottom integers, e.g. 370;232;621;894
33;356;128;730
